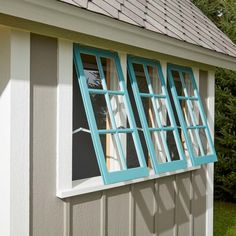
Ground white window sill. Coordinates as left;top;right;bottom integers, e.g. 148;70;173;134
57;165;200;198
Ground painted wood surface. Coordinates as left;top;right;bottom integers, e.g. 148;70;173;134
30;34;208;236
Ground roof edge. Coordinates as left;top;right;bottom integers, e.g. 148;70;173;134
0;0;236;70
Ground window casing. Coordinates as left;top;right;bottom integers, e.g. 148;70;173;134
57;43;217;197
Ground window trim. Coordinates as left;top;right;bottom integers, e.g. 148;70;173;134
167;64;217;166
56;41;214;198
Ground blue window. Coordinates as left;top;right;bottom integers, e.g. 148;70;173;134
167;64;217;165
73;45;217;185
127;56;187;173
73;45;148;184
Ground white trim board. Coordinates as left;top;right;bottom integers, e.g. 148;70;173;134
0;0;235;70
205;71;215;236
56;41;202;199
0;27;30;236
58;167;200;198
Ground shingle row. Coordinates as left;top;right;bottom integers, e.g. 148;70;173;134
59;0;236;57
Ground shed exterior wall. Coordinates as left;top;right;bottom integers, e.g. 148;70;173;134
29;33;210;236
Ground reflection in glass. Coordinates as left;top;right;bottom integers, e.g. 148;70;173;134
101;57;121;91
100;133;122;172
147;65;162;94
172;70;194;97
80;53;103;89
110;94;130;129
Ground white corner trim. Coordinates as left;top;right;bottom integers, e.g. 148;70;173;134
0;0;236;70
0;26;11;236
0;27;30;236
10;28;30;236
57;39;73;193
205;70;215;236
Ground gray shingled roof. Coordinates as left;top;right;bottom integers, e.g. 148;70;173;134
59;0;236;58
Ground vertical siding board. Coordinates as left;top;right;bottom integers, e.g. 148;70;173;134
133;180;155;236
70;192;102;236
129;185;134;236
30;34;64;236
106;186;130;236
156;176;176;236
192;168;207;236
175;172;191;236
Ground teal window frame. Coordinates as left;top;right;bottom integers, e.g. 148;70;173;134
73;45;148;184
127;56;187;173
167;64;217;166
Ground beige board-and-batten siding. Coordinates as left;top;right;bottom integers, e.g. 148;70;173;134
30;33;208;236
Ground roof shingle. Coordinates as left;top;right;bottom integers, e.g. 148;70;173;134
59;0;236;57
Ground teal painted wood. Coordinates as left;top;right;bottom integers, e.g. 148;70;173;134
127;56;187;174
167;64;217;166
73;45;149;184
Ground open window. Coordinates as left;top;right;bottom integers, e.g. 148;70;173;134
127;56;187;173
73;45;148;184
167;64;217;165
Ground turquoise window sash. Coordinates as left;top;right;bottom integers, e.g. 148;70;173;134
127;56;187;173
167;64;217;166
74;45;148;184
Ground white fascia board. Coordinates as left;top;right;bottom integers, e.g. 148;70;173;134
0;0;236;71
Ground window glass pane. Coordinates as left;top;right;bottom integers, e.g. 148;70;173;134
125;133;140;168
147;65;163;95
187;128;208;157
172;70;183;96
141;97;158;128
151;131;168;163
133;63;149;93
188;129;204;157
110;94;130;129
183;72;194;96
100;133;122;172
180;100;204;127
172;70;194;97
80;53;102;89
90;93;112;130
101;57;121;91
199;128;212;156
100;132;141;172
151;130;181;163
156;98;172;127
166;131;181;161
141;97;172;128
